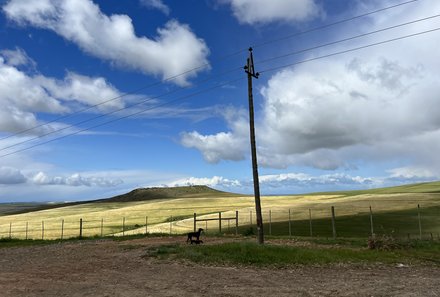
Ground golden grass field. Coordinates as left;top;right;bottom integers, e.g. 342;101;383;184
1;182;440;240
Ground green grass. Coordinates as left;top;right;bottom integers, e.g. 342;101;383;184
145;240;440;267
233;205;440;239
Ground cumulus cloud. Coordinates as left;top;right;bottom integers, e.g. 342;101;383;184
140;0;170;15
181;108;249;163
219;0;321;25
0;49;123;135
0;166;26;184
30;172;123;187
3;0;209;85
0;167;123;187
182;1;440;176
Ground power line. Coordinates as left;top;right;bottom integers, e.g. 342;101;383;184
0;0;420;141
252;0;421;49
259;27;440;74
0;76;245;159
0;66;242;153
257;14;440;65
2;26;439;159
5;11;436;153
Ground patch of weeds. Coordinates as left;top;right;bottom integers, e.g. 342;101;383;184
144;244;181;259
367;234;401;250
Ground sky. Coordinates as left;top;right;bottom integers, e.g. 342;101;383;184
1;0;440;202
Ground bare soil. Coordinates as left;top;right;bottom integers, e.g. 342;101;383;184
0;236;439;297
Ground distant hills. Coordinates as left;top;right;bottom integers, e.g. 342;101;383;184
2;182;440;216
94;185;240;203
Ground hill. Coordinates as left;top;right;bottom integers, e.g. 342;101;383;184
0;185;240;215
305;181;440;196
95;185;240;203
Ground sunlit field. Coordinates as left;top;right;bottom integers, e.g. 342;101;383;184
1;182;440;240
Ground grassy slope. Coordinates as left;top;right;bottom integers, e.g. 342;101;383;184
306;181;440;196
1;182;440;240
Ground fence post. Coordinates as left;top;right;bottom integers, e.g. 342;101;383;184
122;217;125;236
418;204;422;240
250;210;252;226
145;216;148;235
331;206;336;239
369;206;374;237
79;218;83;239
309;209;313;237
288;209;292;237
101;218;104;237
170;216;173;235
25;222;28;240
236;210;239;235
193;213;196;232
61;219;64;240
269;210;272;236
205;220;208;232
9;222;11;239
219;212;222;233
42;221;44;240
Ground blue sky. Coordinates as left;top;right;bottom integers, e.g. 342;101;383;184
1;0;440;202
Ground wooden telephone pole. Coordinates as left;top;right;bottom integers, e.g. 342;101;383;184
244;47;264;244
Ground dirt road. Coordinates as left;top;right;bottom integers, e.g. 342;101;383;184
0;237;439;296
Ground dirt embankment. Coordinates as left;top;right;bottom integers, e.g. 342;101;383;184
0;237;439;297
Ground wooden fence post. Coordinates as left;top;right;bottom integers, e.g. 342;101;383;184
122;217;125;236
309;209;313;237
418;204;422;240
170;216;173;235
61;219;64;240
219;212;222;233
79;218;83;239
236;210;239;235
269;210;272;236
9;222;11;239
288;209;292;237
331;206;336;239
42;221;44;240
193;213;196;232
25;222;28;240
369;206;374;237
205;220;208;232
250;210;252;226
145;216;148;235
101;218;104;237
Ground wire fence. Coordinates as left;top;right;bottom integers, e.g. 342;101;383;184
1;203;439;241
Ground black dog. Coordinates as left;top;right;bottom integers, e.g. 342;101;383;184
190;239;203;245
187;228;203;243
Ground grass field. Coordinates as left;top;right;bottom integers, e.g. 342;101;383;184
1;182;440;240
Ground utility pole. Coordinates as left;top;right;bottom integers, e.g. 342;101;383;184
244;47;264;244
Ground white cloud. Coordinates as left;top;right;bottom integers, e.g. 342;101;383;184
182;1;440;176
166;176;241;188
3;0;210;85
0;47;36;68
0;166;26;184
30;171;123;187
0;50;124;135
181;108;249;163
140;0;170;15
219;0;321;25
